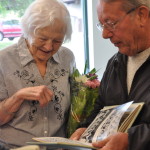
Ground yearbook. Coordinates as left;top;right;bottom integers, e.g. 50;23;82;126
27;101;144;150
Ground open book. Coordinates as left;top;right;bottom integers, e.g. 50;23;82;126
27;101;144;150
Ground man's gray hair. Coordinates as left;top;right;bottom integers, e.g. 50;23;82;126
127;0;150;8
100;0;150;11
21;0;72;44
124;0;150;9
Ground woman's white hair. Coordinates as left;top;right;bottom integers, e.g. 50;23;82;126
21;0;72;44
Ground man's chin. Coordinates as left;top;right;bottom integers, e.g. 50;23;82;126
118;48;129;56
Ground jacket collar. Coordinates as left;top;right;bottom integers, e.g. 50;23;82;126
114;47;150;65
113;52;127;67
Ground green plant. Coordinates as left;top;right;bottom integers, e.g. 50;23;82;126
0;41;13;50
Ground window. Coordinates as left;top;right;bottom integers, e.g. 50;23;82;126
0;0;33;47
63;0;88;72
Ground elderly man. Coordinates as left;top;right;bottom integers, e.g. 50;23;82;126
70;0;150;150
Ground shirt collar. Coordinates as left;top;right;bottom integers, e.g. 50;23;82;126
18;36;61;67
52;52;61;64
116;47;150;63
128;47;150;62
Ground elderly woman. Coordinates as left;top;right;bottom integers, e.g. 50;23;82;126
0;0;75;148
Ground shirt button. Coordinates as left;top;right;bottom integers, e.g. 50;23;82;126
44;131;48;134
44;117;47;120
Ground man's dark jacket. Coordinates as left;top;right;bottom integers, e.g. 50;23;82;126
81;52;150;150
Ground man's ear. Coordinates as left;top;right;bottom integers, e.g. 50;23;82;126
136;5;150;27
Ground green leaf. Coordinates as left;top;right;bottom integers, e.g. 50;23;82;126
89;68;96;74
73;68;80;77
89;75;98;80
84;60;88;74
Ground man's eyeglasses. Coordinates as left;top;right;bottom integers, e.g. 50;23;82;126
96;7;137;32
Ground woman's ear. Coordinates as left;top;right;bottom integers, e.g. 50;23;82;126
136;5;150;27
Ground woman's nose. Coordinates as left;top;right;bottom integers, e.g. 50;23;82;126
44;39;53;50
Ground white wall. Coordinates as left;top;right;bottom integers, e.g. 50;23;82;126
87;0;116;79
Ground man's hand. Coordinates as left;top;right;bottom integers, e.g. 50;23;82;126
92;132;128;150
70;128;86;140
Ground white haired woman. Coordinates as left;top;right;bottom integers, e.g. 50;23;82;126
0;0;75;148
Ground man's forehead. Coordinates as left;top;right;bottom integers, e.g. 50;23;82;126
97;0;124;17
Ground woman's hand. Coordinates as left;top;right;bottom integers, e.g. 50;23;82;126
92;132;128;150
69;128;87;140
15;85;53;107
0;85;53;125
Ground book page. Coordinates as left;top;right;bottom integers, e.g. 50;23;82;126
79;101;133;143
32;137;93;147
118;103;144;132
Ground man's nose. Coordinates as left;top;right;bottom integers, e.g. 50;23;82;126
102;28;113;39
44;39;53;50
